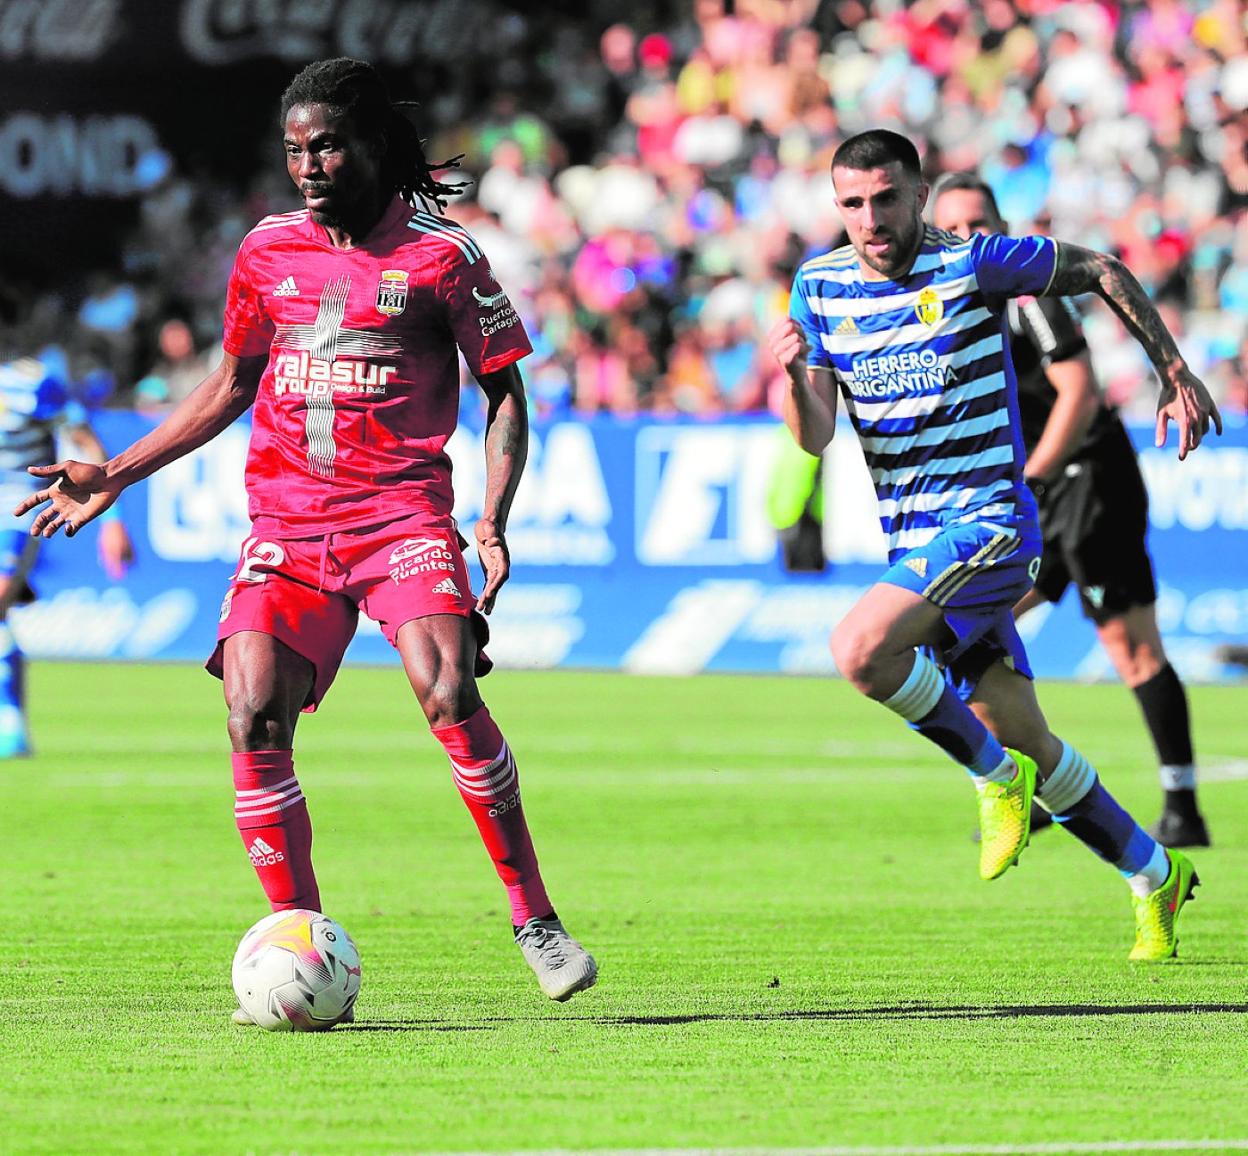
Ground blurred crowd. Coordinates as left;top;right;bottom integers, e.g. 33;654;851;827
12;0;1248;422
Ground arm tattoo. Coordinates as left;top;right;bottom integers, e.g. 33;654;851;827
1045;243;1183;378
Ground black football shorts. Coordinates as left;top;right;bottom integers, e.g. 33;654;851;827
1031;420;1157;625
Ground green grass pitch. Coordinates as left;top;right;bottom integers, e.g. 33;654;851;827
4;662;1248;1154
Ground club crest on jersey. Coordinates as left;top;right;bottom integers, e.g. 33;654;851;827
375;269;409;316
914;287;943;327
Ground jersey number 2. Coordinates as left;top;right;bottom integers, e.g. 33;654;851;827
235;538;286;584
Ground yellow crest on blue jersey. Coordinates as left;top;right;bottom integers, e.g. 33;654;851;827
915;287;943;327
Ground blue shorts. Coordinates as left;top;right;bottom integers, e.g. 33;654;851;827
880;520;1041;701
0;475;40;593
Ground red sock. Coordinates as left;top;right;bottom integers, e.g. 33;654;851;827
232;750;320;912
432;705;552;926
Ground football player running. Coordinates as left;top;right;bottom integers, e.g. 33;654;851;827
770;130;1219;961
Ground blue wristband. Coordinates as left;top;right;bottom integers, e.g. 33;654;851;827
99;506;122;524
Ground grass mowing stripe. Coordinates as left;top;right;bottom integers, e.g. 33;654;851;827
474;1148;1248;1156
464;1144;1248;1155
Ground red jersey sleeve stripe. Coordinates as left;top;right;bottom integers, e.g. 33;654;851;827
478;346;528;376
409;211;484;259
405;213;483;263
247;210;310;236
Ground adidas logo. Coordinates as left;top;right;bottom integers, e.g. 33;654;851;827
432;577;461;598
247;836;285;866
904;557;928;578
273;276;299;297
833;315;858;336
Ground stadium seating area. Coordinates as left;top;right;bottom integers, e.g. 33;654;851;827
20;0;1248;420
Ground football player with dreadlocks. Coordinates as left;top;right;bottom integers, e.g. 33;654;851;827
17;58;597;1015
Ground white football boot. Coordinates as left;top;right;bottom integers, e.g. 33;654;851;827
515;917;598;1001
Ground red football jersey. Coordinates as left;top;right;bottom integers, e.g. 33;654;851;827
222;197;531;534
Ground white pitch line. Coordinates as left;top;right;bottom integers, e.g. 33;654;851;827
1199;759;1248;784
450;1143;1248;1156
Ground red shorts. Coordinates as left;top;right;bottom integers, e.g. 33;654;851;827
206;512;491;710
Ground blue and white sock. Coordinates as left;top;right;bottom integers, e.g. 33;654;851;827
883;652;1014;786
1037;740;1169;895
0;622;27;755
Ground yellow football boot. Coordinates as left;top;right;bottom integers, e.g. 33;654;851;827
977;748;1037;881
1130;849;1199;962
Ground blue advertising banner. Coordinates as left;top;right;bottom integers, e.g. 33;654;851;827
13;411;1248;683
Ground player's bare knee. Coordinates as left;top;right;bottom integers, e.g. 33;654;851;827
1120;638;1164;686
418;676;481;730
227;696;295;751
830;624;885;692
1099;621;1164;687
1122;654;1162;688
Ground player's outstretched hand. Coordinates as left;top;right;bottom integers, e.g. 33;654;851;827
14;460;119;539
1156;368;1222;461
474;516;511;615
768;317;810;378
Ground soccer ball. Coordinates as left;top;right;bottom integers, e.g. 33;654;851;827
231;909;361;1031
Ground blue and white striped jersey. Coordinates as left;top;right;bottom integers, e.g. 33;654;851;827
790;227;1057;561
0;351;84;478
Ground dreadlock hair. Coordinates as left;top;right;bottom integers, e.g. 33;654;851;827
280;57;464;213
